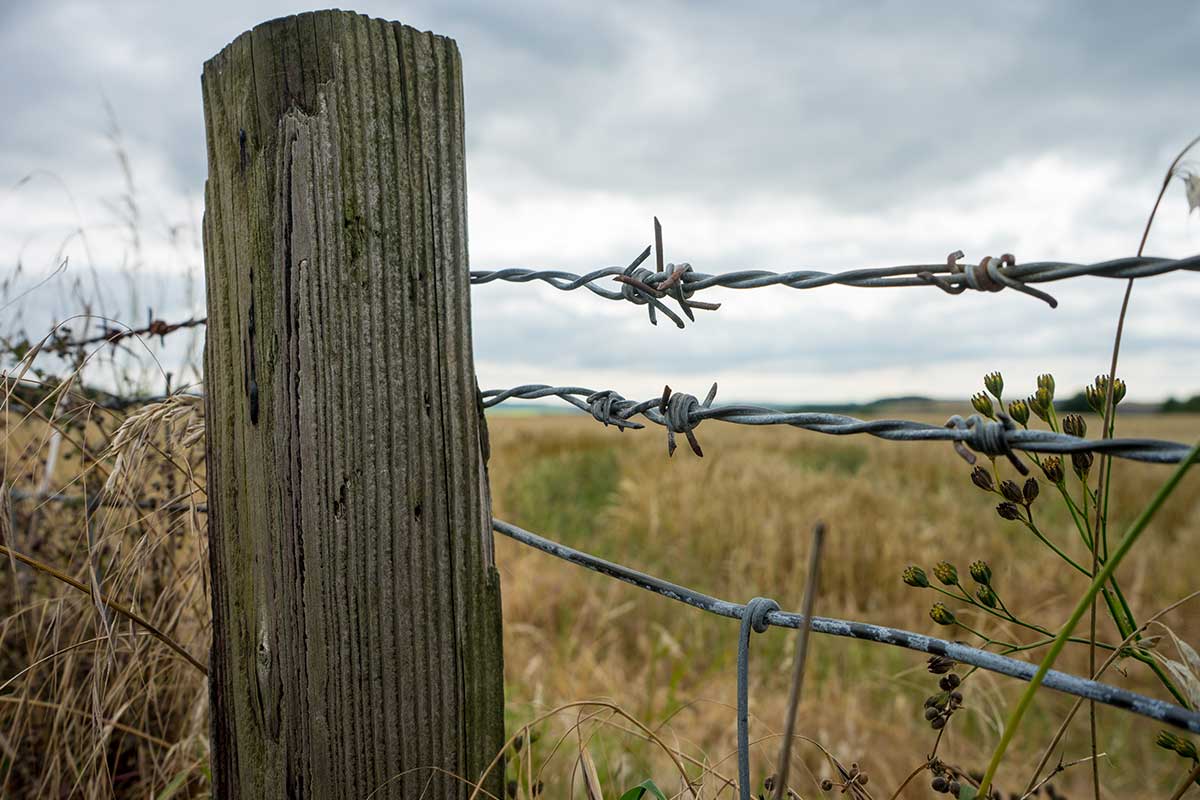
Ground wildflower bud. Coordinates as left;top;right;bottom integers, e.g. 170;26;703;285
1084;383;1099;417
939;672;961;690
1041;456;1065;483
950;690;963;704
1037;373;1055;398
1023;477;1039;504
927;655;956;674
1156;730;1200;760
764;775;776;792
1007;398;1030;426
996;501;1022;521
984;371;1004;400
999;479;1023;504
969;560;992;585
1085;382;1104;415
1028;393;1050;422
970;466;994;491
976;585;999;608
1063;414;1087;438
924;706;940;720
948;781;961;796
855;773;868;786
931;716;946;730
971;392;995;419
933;561;959;586
1072;451;1093;478
903;566;930;588
932;776;949;792
1112;377;1127;406
929;603;957;626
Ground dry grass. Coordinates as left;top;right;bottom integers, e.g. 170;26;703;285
2;387;1198;797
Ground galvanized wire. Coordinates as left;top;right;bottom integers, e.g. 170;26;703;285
493;518;1200;735
480;384;1194;465
470;249;1200;326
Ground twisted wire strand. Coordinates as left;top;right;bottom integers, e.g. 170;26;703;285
480;384;1194;464
470;252;1200;326
493;518;1200;733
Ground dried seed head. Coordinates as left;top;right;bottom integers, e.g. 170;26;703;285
927;654;957;674
1072;451;1094;478
948;780;961;796
1023;477;1039;504
976;584;999;609
855;773;869;786
929;603;957;626
820;778;834;791
996;501;1022;521
925;706;940;720
903;565;930;588
1062;413;1087;439
984;371;1004;400
971;392;995;419
931;776;949;792
933;561;959;586
1007;398;1030;426
969;560;992;585
764;774;776;791
970;466;994;492
930;715;946;730
999;479;1024;504
1041;456;1065;483
939;672;961;690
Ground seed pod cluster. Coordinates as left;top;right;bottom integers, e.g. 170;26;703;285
923;671;964;730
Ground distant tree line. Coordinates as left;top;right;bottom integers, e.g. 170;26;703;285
1162;394;1200;413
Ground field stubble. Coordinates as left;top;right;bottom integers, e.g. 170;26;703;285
1;404;1198;797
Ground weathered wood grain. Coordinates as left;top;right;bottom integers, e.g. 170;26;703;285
201;11;504;798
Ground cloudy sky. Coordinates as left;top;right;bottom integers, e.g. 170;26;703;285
3;1;1199;404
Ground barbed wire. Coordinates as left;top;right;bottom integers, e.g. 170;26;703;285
470;242;1200;327
480;383;1194;466
493;518;1200;736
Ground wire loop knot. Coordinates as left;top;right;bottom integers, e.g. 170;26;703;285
945;412;1029;475
586;390;642;430
737;596;780;800
659;383;719;457
919;251;1059;308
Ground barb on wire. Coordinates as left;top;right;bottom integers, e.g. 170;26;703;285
469;218;1200;326
480;383;1195;464
24;312;209;358
493;518;1200;734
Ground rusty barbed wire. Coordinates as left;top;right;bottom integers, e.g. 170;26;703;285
470;220;1200;327
55;313;208;349
480;383;1194;466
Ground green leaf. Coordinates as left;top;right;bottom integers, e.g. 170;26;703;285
957;785;978;800
155;769;193;800
619;780;668;800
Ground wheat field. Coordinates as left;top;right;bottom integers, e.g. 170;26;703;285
1;392;1198;797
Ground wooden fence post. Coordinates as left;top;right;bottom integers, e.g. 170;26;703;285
200;11;504;798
